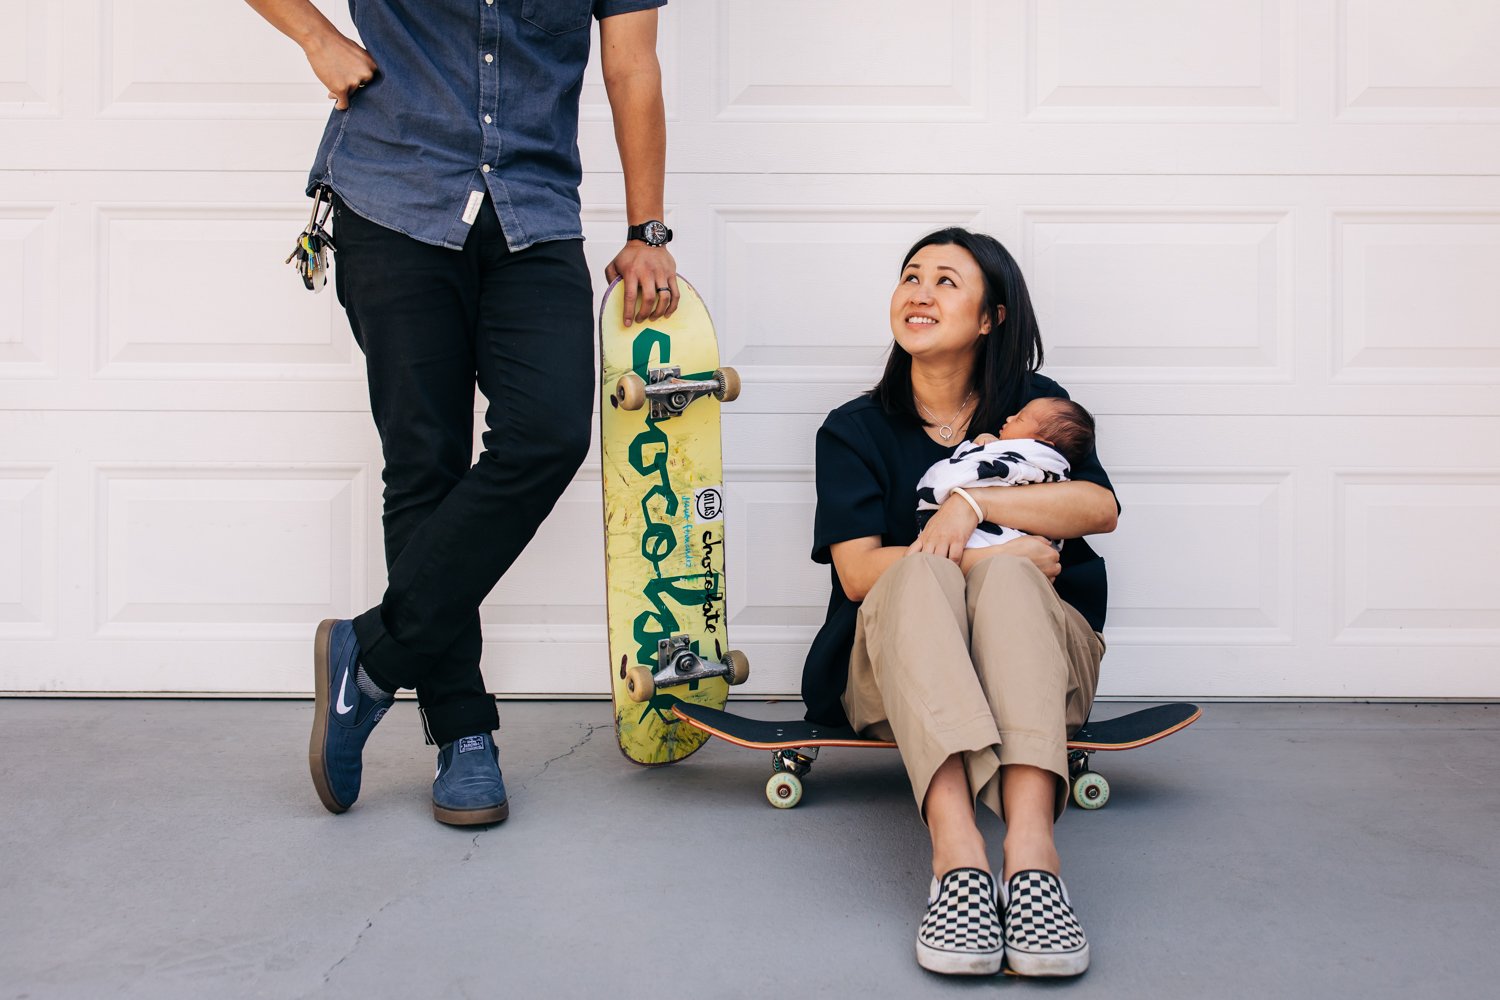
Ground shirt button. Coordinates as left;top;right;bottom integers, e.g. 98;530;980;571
481;164;490;173
484;53;494;64
484;114;492;124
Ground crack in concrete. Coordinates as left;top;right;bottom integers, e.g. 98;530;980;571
315;897;397;993
443;723;602;868
516;722;602;794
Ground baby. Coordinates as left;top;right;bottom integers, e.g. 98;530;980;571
915;397;1096;549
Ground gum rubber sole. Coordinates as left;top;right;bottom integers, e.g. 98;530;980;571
433;801;510;826
308;618;347;814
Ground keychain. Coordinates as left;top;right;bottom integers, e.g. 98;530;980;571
285;186;337;292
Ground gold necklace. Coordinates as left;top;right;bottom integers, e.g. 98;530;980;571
915;389;975;442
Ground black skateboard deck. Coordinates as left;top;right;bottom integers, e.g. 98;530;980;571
671;700;1200;810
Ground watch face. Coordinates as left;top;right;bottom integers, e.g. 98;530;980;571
643;220;669;245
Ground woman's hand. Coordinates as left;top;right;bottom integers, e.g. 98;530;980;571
960;535;1061;580
908;495;980;563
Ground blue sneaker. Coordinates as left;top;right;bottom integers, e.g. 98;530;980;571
309;619;393;814
432;733;509;826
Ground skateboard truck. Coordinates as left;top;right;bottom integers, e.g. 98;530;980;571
766;747;819;808
613;366;740;420
1068;748;1110;810
623;634;750;703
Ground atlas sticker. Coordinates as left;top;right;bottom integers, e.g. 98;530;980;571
695;486;724;522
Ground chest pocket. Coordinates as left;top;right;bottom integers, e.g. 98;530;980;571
522;0;593;35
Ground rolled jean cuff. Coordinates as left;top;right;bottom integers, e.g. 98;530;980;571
420;695;501;747
353;606;436;692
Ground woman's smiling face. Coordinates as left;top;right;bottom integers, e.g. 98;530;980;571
889;243;992;362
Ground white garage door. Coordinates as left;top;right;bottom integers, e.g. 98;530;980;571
2;1;1497;698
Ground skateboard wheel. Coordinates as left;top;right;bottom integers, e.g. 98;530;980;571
766;772;803;809
714;367;740;403
615;373;646;411
1072;772;1110;810
725;649;750;686
625;666;655;703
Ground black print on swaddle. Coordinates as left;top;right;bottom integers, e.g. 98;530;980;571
913;439;1072;548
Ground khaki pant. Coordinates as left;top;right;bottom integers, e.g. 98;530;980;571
843;553;1103;820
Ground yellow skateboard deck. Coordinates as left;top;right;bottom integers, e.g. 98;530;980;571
599;276;743;765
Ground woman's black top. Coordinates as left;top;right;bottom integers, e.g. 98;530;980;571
802;374;1118;726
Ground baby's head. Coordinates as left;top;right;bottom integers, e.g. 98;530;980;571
999;398;1096;465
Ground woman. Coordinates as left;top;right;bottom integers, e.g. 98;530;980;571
802;228;1118;977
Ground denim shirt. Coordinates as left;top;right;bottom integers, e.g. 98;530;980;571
308;0;666;251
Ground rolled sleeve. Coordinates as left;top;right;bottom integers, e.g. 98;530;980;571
596;0;666;18
811;413;889;565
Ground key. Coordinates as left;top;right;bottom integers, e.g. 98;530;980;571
285;187;336;292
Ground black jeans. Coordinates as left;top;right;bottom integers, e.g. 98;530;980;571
332;197;593;745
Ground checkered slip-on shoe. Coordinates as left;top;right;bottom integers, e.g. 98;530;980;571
1000;869;1090;977
915;867;1003;975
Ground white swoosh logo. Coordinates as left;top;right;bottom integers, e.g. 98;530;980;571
336;668;354;715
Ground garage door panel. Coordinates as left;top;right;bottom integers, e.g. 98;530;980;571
1090;471;1294;641
94;464;365;636
99;0;358;119
0;204;59;376
713;205;985;370
1024;209;1293;379
1335;474;1500;643
1029;0;1293;121
480;481;605;628
1332;211;1500;382
1096;645;1499;698
0;465;57;637
707;0;987;122
0;1;61;114
97;205;359;379
1340;0;1500;121
725;475;826;632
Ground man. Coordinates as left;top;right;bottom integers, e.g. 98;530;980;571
246;0;677;825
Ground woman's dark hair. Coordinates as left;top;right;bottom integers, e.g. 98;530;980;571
870;228;1044;437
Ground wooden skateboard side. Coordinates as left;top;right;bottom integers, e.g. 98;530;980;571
672;702;1200;753
1070;703;1201;751
670;701;897;751
670;701;1201;809
599;277;731;765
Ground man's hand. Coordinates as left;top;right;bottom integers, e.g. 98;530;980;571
909;494;981;563
960;535;1061;580
606;243;678;326
243;2;375;109
306;29;377;110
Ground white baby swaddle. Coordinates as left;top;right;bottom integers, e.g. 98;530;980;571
914;439;1070;548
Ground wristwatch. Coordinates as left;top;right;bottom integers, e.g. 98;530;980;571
626;220;672;247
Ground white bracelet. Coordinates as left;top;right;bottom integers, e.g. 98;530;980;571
951;487;984;522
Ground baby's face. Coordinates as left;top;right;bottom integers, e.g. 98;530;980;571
999;400;1057;441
